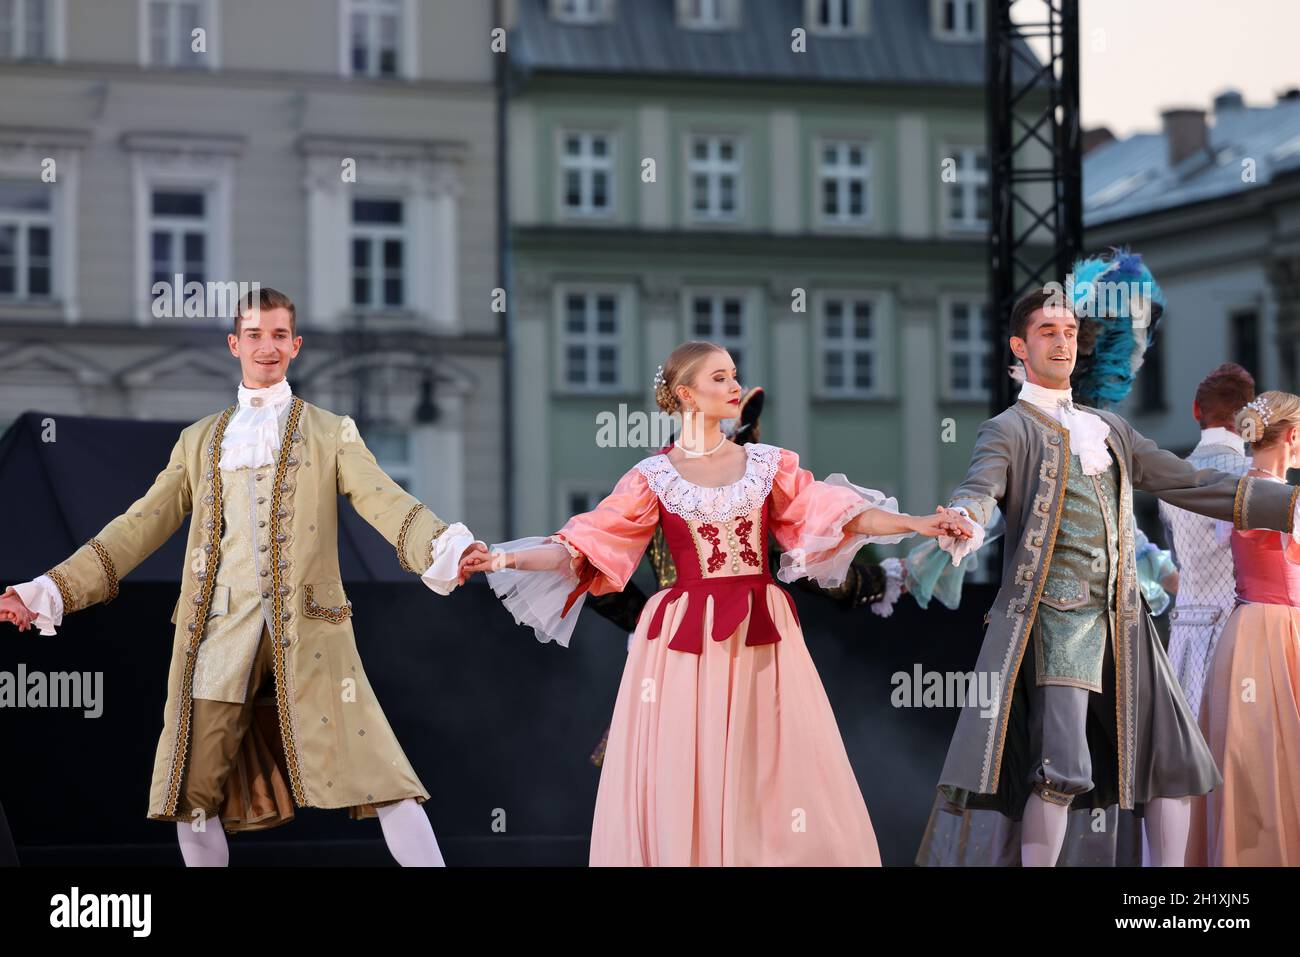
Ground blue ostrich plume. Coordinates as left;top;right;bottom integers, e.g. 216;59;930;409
1067;247;1167;409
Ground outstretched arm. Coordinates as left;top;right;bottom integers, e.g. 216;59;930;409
3;432;194;635
335;415;483;594
1127;420;1300;533
935;417;1014;565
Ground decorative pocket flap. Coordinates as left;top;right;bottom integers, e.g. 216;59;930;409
208;585;230;619
304;582;352;623
1038;574;1089;611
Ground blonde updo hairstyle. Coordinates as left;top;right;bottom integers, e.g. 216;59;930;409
654;340;727;415
1234;390;1300;450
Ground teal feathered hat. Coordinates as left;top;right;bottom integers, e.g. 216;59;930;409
1067;247;1167;409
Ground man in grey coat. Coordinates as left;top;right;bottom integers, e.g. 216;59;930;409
921;287;1299;867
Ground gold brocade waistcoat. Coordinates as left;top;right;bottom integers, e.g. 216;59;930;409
189;465;280;703
1034;449;1121;691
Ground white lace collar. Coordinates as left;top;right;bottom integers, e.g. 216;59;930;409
636;442;782;522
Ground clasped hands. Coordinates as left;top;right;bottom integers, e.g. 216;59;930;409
0;586;37;632
916;506;977;543
456;542;511;584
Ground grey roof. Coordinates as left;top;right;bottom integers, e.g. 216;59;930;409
1084;97;1300;228
511;0;1039;87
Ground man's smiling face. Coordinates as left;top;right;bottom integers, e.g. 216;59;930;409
1011;304;1078;390
227;306;301;388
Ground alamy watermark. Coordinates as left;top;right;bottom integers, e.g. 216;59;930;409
151;277;261;321
891;664;1002;719
0;665;102;718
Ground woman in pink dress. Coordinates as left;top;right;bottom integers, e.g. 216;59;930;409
1188;390;1300;866
466;341;971;866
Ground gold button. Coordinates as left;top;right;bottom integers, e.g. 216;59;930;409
251;397;263;407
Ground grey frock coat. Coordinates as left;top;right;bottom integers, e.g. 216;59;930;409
935;399;1299;816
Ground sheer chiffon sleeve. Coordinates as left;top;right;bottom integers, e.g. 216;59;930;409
485;466;659;646
769;448;915;589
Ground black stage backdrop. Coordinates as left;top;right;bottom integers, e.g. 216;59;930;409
0;412;992;866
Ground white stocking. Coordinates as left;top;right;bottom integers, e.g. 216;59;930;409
377;798;445;867
176;818;229;867
1021;793;1069;867
1144;796;1191;867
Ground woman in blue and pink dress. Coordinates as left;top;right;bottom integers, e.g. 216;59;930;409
1188;391;1300;866
465;341;971;866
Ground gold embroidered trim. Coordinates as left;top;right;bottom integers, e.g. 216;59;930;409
162;404;235;816
1106;433;1135;807
44;567;74;612
1033;782;1074;807
304;585;352;623
990;402;1069;791
396;504;426;573
87;537;119;603
1289;485;1300;535
269;397;308;805
1233;475;1249;530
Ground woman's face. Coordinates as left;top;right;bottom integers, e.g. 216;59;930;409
677;350;742;420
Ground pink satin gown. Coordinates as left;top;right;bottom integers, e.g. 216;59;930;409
498;442;907;866
1187;518;1300;866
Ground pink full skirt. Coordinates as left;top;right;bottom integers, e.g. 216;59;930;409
589;584;881;866
1186;601;1300;865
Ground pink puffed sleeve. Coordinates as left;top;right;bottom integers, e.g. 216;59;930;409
485;466;659;646
769;448;915;589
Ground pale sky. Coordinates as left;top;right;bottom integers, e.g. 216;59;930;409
1025;0;1300;138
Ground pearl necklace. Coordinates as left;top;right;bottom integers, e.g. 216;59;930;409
678;433;729;458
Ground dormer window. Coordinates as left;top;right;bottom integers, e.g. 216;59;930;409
808;0;868;36
553;0;608;24
934;0;983;40
679;0;733;30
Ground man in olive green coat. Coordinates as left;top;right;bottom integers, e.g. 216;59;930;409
1;288;486;867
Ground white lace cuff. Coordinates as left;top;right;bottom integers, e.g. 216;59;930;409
420;523;482;596
870;557;906;618
938;506;986;566
484;536;586;647
13;575;64;636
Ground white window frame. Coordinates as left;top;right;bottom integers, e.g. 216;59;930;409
130;147;232;324
556;284;624;394
302;140;459;331
138;0;220;69
147;187;210;294
0;141;79;320
933;0;983;41
557;128;617;221
685;132;745;225
815;290;891;399
339;0;418;80
806;0;869;36
551;0;610;24
0;181;54;302
349;194;409;313
0;0;66;60
941;142;989;234
684;288;751;385
677;0;734;30
815;136;874;229
940;295;993;401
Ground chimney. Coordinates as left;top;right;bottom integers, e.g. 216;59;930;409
1161;108;1208;167
1213;89;1245;114
1082;127;1115;155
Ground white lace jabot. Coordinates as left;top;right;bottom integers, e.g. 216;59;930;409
219;378;293;470
635;442;782;522
1018;380;1113;476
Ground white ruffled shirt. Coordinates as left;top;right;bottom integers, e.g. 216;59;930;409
11;379;481;634
939;381;1113;565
